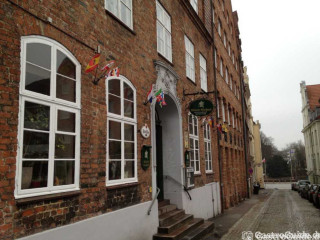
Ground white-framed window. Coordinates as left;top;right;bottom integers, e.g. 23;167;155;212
235;115;238;129
106;76;137;186
236;61;238;71
232;110;235;128
190;0;198;13
234;84;237;95
230;75;233;90
204;123;212;172
185;35;195;82
200;54;207;92
226;13;229;24
16;36;81;199
218;19;221;37
222;0;225;11
105;0;133;29
156;1;172;62
232;52;235;64
227;107;230;125
217;98;220;118
214;48;217;68
223;32;227;47
189;114;200;174
222;102;226;122
228;43;231;56
225;67;229;84
212;5;215;23
220;58;224;77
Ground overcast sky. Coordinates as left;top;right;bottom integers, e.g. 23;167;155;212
231;0;320;150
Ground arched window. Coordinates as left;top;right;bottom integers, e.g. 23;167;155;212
16;36;81;198
106;76;137;186
188;114;200;174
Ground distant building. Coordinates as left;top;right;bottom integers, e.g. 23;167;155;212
300;81;320;183
253;121;265;188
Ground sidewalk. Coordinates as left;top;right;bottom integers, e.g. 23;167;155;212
204;189;272;240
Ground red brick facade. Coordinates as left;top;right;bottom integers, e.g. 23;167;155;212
0;0;248;239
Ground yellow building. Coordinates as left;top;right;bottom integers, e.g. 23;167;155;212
253;121;265;188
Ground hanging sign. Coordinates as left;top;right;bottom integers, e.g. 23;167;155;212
189;99;214;116
141;124;150;139
141;145;152;171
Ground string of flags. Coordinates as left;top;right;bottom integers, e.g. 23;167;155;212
146;85;167;108
85;53;120;84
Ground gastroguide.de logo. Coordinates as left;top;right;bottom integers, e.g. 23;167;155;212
241;231;320;240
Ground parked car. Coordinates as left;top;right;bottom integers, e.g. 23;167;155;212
297;180;311;193
313;186;320;208
291;182;298;191
307;184;318;202
300;184;310;198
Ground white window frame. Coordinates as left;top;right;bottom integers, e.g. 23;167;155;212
232;110;235;128
220;58;224;77
204;123;213;173
190;0;198;13
232;52;235;64
222;102;226;122
185;35;195;82
227;106;230;125
217;98;220;118
105;0;133;29
230;75;233;90
200;54;207;92
16;36;81;199
106;76;137;186
218;19;221;37
212;5;215;23
225;67;229;84
156;1;172;62
228;43;231;56
189;114;200;174
223;32;227;47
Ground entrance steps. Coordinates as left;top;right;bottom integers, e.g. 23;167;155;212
153;200;214;240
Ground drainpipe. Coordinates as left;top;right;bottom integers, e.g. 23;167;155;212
239;58;250;198
210;0;224;213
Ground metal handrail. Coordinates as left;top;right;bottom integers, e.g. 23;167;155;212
147;187;160;215
164;175;192;200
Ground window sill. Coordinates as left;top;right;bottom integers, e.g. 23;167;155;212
16;190;81;206
106;182;139;190
194;173;202;177
186;77;197;86
206;172;214;175
105;10;136;36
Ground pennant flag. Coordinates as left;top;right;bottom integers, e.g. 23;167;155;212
216;123;222;133
160;92;167;107
208;116;213;127
147;85;154;103
155;88;162;97
101;60;115;72
85;53;101;73
262;158;266;163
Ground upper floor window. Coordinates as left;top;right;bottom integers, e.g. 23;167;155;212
228;43;231;56
200;54;207;92
107;76;137;186
204;123;212;172
185;35;195;82
232;52;235;64
214;48;217;68
16;36;81;198
222;102;226;122
227;107;230;125
225;67;229;84
232;111;235;128
105;0;133;29
190;0;198;13
230;75;233;90
223;32;227;47
220;58;224;77
189;114;200;174
217;98;220;118
226;13;229;24
212;6;215;23
156;1;172;62
218;19;222;37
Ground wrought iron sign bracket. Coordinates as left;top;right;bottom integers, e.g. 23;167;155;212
183;89;215;101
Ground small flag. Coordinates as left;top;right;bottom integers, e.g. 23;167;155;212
155;88;162;97
101;60;115;72
85;53;101;73
216;123;222;133
222;123;228;133
262;158;266;163
208;116;213;127
147;85;154;103
106;67;120;78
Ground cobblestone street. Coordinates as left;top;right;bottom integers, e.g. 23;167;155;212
220;189;320;239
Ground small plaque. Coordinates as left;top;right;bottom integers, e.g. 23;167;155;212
141;145;152;171
141;124;150;139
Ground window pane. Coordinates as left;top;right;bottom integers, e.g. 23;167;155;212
108;94;121;115
57;50;76;79
24;101;50;131
125;142;134;159
106;0;118;15
124;161;134;178
109;121;121;140
109;79;120;96
124;100;134;118
21;161;48;189
123;82;133;101
124;124;134;141
26;43;51;69
54;161;75;186
57;110;75;132
23;131;49;158
25;63;51;95
121;3;131;26
55;134;75;159
109;161;121;180
56;75;76;102
109;140;121;159
189;115;193;135
190;138;194;149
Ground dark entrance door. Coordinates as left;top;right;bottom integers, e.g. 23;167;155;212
156;123;164;200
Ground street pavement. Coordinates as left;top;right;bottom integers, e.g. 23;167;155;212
205;187;320;240
265;182;291;190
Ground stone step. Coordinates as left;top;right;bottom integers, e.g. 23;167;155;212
159;204;177;216
159;209;186;227
180;221;215;240
159;199;171;208
158;214;193;234
153;218;204;240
